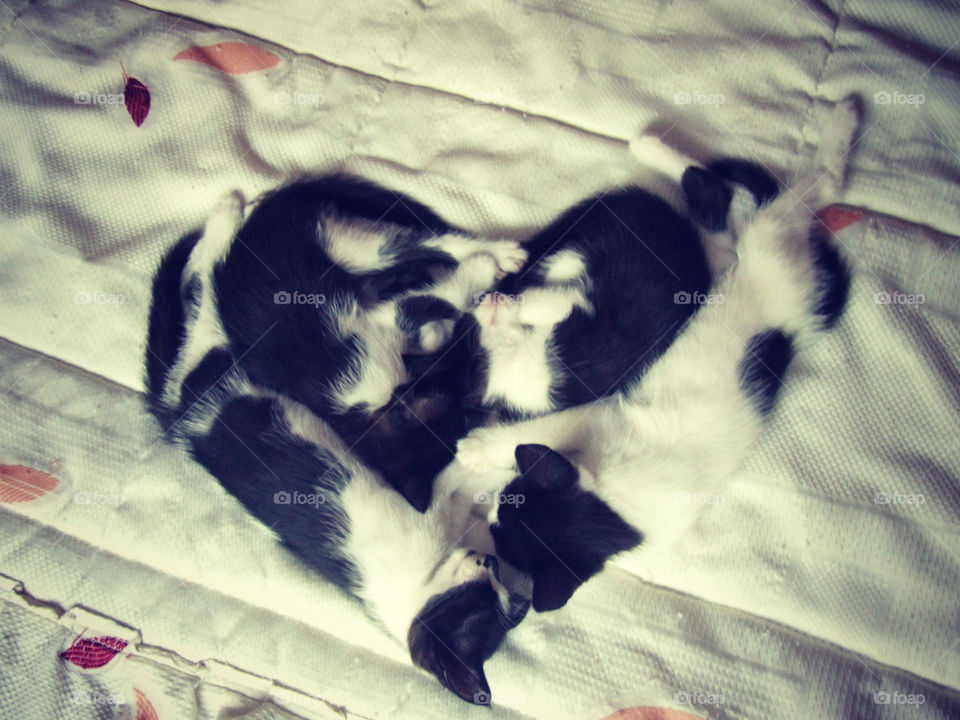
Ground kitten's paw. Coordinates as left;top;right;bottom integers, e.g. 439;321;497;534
417;318;456;353
456;430;517;473
486;241;528;277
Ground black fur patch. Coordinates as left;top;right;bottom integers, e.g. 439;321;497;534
189;394;359;590
707;158;781;206
809;229;850;329
396;294;460;339
738;329;794;415
681;167;733;232
144;230;200;422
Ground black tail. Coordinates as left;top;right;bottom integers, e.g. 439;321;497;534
682;159;781;233
145;231;201;424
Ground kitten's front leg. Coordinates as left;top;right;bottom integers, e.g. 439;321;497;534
455;402;604;472
425;234;527;276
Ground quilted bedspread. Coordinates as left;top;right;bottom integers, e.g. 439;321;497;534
1;1;958;718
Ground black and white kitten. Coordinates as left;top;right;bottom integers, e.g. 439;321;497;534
463;184;712;421
461;143;781;423
145;207;530;704
148;175;526;512
455;98;860;612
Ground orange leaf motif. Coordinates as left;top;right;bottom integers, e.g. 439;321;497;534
0;464;59;503
135;688;160;720
174;43;281;74
601;708;707;720
818;206;863;234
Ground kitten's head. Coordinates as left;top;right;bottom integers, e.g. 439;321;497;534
408;549;530;704
489;444;642;612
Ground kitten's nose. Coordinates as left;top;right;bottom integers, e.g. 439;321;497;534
465;549;478;557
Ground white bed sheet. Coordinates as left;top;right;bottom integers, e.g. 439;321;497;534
1;1;958;718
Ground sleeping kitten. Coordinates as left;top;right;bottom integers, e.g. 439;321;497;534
148;175;526;512
461;143;781;424
145;210;529;704
455;97;860;612
462;183;712;422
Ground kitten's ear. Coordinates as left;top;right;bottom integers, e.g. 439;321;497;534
442;656;491;705
410;621;492;704
532;563;583;612
515;444;577;491
681;166;732;233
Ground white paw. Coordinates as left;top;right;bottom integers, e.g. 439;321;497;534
486;241;528;276
418;319;455;353
456;431;516;474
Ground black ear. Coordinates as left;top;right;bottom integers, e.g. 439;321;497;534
515;444;577;491
393;475;433;513
409;620;493;704
442;654;491;705
532;563;584;612
681;166;733;233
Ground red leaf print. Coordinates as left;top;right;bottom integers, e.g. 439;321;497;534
174;43;281;74
121;64;150;127
0;464;59;503
60;635;128;670
818;206;862;234
135;688;159;720
601;708;706;720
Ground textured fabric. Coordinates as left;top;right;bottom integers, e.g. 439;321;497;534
0;0;958;718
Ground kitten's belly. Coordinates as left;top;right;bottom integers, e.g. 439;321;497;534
483;352;555;414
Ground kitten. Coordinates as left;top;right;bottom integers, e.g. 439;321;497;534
145;206;530;704
461;144;781;425
455;98;860;612
148;175;526;512
462;183;712;422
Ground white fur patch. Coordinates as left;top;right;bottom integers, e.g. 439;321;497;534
540;249;587;283
321;216;396;272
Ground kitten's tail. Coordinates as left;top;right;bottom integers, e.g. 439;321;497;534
629;133;779;233
628;133;699;185
145;190;246;422
792;96;861;209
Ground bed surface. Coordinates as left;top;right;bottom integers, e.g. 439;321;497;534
1;1;958;718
